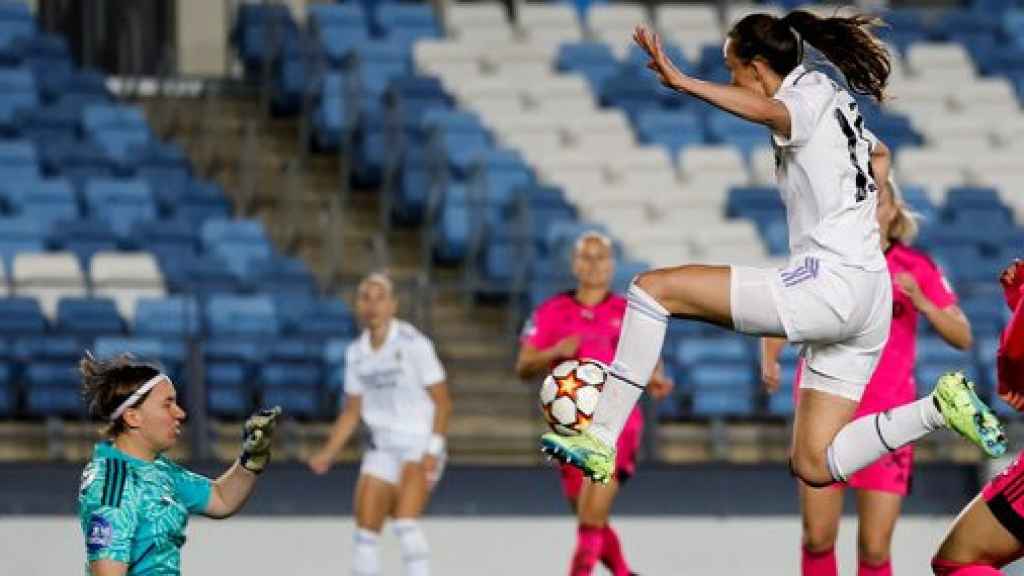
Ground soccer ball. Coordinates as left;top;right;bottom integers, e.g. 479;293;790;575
539;359;608;436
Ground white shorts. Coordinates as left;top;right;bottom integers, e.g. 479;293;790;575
730;256;892;401
360;432;429;485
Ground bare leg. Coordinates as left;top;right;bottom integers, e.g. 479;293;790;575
792;388;858;486
856;489;902;568
935;495;1023;569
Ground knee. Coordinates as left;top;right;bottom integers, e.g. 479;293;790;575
802;521;838;554
858;535;891;567
393;518;429;561
790;451;837;488
632;270;669;304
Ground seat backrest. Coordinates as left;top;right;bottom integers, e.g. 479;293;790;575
13;251;84;284
134;296;201;336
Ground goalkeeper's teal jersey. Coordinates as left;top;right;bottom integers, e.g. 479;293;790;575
78;442;212;575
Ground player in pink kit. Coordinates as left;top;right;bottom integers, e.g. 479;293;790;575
517;232;673;576
931;260;1024;576
764;177;973;576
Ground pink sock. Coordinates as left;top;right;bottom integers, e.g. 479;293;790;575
600;524;631;576
571;525;604;576
803;546;838;576
931;558;1003;576
859;558;892;576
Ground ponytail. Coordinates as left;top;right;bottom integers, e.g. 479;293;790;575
781;10;891;101
728;10;891;102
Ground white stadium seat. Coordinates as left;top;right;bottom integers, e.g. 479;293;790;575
90;252;166;323
13;252;86;320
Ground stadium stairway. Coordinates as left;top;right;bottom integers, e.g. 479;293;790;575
140;88;544;465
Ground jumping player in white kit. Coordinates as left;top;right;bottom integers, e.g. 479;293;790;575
542;10;1006;489
309;273;452;576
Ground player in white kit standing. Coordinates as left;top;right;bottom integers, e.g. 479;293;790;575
543;11;1005;488
309;273;452;576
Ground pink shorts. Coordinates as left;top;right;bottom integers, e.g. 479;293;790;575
982;453;1024;543
560;407;643;500
835;445;914;496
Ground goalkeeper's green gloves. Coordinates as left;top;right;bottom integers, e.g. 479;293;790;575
239;406;281;474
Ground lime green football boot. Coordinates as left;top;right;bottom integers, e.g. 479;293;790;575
540;429;616;484
933;371;1007;458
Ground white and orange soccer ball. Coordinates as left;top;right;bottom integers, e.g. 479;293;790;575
539;359;608;436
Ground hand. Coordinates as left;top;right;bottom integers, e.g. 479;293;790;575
240;406;281;475
894;272;927;310
633;25;689;91
761;359;781;394
424;452;446;489
551;335;580;361
308;450;332;475
647;371;674;400
1000;388;1024;412
1000;260;1022;287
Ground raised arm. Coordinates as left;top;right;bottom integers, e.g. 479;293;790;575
634;26;792;138
205;407;281;519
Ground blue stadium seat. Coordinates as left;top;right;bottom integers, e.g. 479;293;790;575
243;256;317;294
83;178;157;238
16;33;72;101
131;218;197;257
0;67;37;129
636;110;704;156
706;112;769;156
556;43;618;86
726;186;785;221
7;178;78;229
273;33;323;114
24;361;83;417
133;142;191;211
205;362;251;418
376;3;439;45
206;295;279;336
56;297;124;337
309;3;369;65
0;364;13;416
159;253;242;296
351;41;411;99
176;180;232;224
313;72;354;149
323;337;350;393
433;183;470;263
0;298;47;334
259;361;324;419
44;140;116;191
205;338;264;364
15;103;79;144
12;335;80;364
676;336;751;367
0;139;39;182
0;2;35;56
201;219;274;277
0;216;45;270
690;365;755;416
134;297;202;338
280;297;357;339
232;3;298;77
48;219;120;265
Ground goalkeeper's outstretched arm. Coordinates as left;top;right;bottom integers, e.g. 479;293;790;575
206;407;281;519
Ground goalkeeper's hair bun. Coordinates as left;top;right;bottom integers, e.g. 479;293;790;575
80;352;162;437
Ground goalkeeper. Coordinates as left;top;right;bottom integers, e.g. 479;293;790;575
77;352;280;576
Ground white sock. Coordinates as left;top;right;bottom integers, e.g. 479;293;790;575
394;518;430;576
827;395;945;482
353;528;380;576
590;282;669;448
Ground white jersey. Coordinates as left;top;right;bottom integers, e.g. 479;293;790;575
344;319;446;440
771;65;886;272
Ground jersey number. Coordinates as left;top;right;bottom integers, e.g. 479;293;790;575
834;104;876;203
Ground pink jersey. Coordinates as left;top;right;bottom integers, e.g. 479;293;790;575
855;242;958;416
523;291;643;494
522;291;627;364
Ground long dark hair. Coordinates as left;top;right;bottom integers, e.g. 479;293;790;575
728;10;891;102
80;353;162;437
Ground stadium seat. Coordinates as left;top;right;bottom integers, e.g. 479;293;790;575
0;68;38;130
56;297;124;337
0;297;46;334
242;256;316;294
90;252;166;323
13;252;86;320
24;361;84;417
689;365;755;416
259;360;324;419
278;297;356;339
205;295;279;337
676;336;751;367
94;336;187;378
205;361;251;418
0;217;45;272
83;179;157;239
47;219;120;266
134;296;202;337
324;337;351;393
6;178;78;229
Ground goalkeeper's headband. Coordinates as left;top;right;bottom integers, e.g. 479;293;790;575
109;374;169;422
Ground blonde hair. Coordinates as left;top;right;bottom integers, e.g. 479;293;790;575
885;176;920;245
357;272;395;297
573;231;613;256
